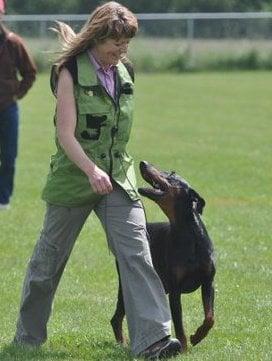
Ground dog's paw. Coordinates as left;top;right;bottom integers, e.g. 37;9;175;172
190;334;199;346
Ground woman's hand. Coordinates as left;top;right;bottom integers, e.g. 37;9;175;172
88;165;113;195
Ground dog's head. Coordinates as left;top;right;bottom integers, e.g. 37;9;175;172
138;161;205;222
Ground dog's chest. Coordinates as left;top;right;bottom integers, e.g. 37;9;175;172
170;263;203;292
169;245;213;293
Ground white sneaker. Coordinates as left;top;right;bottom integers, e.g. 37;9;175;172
0;203;10;210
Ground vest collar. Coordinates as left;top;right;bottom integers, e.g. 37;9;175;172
77;52;97;86
77;51;133;88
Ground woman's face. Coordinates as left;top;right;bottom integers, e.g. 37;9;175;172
92;37;130;67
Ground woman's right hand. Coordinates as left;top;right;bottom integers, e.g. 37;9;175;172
88;165;113;195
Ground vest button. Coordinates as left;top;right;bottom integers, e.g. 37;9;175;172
100;153;106;159
111;126;118;135
114;151;120;158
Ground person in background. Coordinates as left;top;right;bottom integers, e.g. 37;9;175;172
0;0;36;210
13;1;181;359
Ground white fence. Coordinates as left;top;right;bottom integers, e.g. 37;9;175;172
4;12;272;68
4;12;272;40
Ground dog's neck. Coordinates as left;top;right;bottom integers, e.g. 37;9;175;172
169;209;199;244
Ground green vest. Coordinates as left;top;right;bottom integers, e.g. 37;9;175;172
42;52;139;207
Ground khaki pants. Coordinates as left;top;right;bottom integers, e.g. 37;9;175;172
14;184;171;355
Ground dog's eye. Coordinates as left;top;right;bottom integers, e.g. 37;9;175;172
152;181;160;189
166;171;176;181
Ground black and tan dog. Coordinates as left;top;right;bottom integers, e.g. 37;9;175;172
111;161;216;351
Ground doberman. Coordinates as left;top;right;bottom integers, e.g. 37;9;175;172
111;161;216;351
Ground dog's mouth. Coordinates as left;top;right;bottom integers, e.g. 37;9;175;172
138;161;169;200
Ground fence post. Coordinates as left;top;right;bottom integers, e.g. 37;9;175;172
187;18;194;67
40;20;47;38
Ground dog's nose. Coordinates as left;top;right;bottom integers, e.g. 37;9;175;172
139;161;149;171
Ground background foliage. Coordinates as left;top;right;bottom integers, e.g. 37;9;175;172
6;0;272;14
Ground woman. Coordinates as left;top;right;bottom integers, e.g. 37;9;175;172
13;2;181;358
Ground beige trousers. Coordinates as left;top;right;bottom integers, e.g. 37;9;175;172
14;184;171;355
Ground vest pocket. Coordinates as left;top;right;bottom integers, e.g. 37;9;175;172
77;108;110;144
78;102;110;114
77;86;112;114
49;153;77;175
80;114;108;141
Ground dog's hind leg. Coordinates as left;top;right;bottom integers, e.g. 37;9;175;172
111;261;126;344
190;280;215;346
169;291;187;351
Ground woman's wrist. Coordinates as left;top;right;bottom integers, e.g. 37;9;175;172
84;162;96;178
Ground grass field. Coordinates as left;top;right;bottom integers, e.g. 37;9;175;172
0;71;271;361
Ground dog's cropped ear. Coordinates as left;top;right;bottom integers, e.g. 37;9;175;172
189;189;206;214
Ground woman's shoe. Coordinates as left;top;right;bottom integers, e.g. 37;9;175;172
140;337;182;360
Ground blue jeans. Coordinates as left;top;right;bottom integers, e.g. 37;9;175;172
0;102;19;204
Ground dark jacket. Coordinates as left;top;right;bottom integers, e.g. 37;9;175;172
0;24;36;112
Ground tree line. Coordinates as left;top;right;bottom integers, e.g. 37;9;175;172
6;0;272;14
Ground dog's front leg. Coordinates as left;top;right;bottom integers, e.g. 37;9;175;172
111;261;126;344
169;291;187;351
190;280;215;346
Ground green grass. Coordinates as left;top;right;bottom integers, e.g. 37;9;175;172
0;72;271;360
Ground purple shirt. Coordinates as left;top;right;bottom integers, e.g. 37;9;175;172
89;52;116;100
